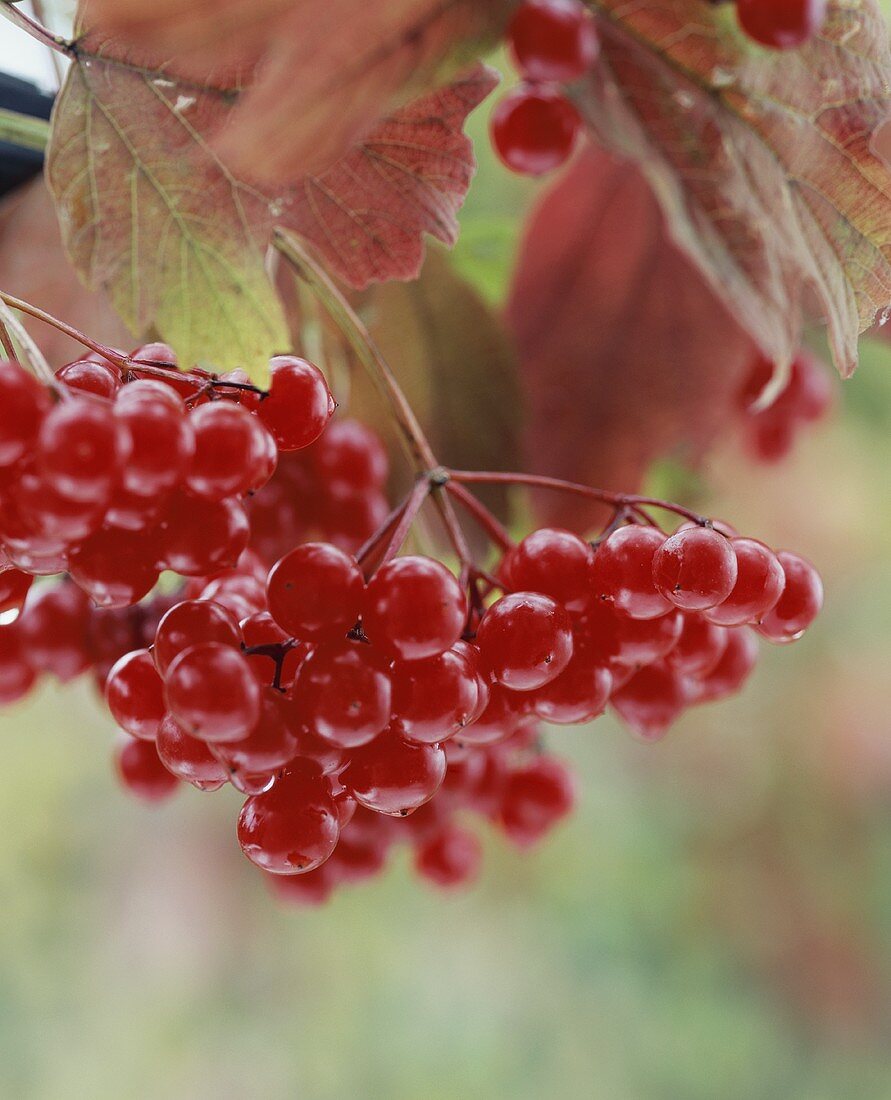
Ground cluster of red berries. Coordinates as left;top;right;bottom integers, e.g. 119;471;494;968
84;506;820;903
733;0;827;50
0;348;333;607
491;0;598;176
737;351;833;464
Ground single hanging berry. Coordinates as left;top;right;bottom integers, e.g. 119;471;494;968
508;0;599;83
491;84;581;176
736;0;827;50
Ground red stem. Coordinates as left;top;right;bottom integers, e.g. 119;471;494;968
446;470;707;526
445;481;514;552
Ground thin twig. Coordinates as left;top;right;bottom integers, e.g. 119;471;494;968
0;290;127;366
0;299;55;385
445;481;514;552
0;0;74;56
0;316;16;360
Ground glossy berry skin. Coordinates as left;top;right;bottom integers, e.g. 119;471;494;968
390;647;479;744
610;662;689;741
105;648;166;740
164;642;261;742
36;399;130;504
213;689;301;773
153;599;242;674
259;356;334;451
186;402;272;500
115;382;195;499
56;359;121;399
499;757;575;849
757;552;823;643
18;582;90;682
363;556;467;662
294;641;392;748
155;713;229;788
476;592;573;692
590;525;672;620
161;492;250;576
267;543;365;640
508;0;599;82
0;568;32;614
665;614;728;678
115;738;180;803
612;608;683;667
415;824;482;889
457;682;529;747
237;764;340;875
343;731;447;816
531;645;612;725
704;538;785;627
690;629;759;704
652;526;738;612
68;526;161;608
491;85;580;176
736;0;826;49
309;418;388;495
502;527;593;612
0;360;50;466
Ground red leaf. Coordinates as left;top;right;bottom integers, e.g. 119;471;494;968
283;67;498;290
506;145;757;530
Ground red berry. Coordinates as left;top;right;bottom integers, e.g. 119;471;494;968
156;713;229;788
309;418;388;494
508;0;599;82
736;0;826;49
56;358;121;399
115;737;180;802
0;567;32;615
705;538;786;627
237;764;340;875
363;556;467;662
611;662;689;740
267;543;364;640
415;824;482;888
115;384;195;499
477;592;573;692
105;648;166;740
36;398;130;504
0;360;50;466
160;491;250;576
689;628;759;704
757;552;823;642
343;731;446;816
391;647;479;744
259;356;334;451
164;642;261;742
652;526;738;612
18;582;90;681
491;84;580;176
502;527;593;612
665;614;728;678
213;688;301;773
153;599;242;674
265;863;336;906
0;620;36;703
457;682;529;747
186;402;271;500
531;643;612;724
590;525;672;620
293;640;392;748
499;757;575;848
68;525;161;608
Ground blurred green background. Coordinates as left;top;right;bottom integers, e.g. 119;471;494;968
4;7;891;1099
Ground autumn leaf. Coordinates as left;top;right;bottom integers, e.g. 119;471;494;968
83;0;515;183
581;0;891;375
46;6;496;375
506;145;756;531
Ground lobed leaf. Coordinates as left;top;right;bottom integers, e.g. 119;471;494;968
582;0;891;375
507;146;756;530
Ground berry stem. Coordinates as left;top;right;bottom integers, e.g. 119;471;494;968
445;481;514;552
447;470;708;526
0;316;16;361
273;230;476;573
375;476;433;570
0;107;50;153
0;290;128;367
0;1;74;56
0;298;57;386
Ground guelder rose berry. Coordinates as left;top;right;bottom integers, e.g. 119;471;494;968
652;526;738;612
